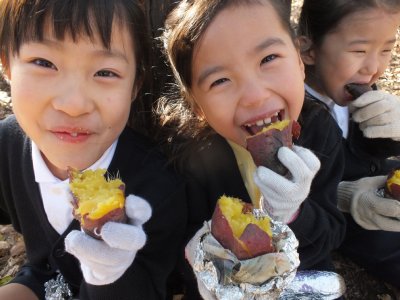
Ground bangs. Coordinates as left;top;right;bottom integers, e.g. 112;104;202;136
5;0;128;55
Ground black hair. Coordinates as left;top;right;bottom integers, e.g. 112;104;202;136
298;0;400;47
0;0;154;134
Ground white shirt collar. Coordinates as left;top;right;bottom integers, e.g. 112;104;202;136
32;140;118;184
305;83;336;110
305;83;349;138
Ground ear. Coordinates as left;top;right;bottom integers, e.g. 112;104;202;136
0;55;10;80
190;97;206;121
297;36;316;66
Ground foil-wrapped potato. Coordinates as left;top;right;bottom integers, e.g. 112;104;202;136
211;195;275;260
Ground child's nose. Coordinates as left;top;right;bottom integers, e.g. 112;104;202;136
52;80;95;117
239;79;271;108
360;54;379;76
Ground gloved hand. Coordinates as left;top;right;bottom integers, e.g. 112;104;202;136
338;176;400;231
185;224;216;300
253;145;320;223
65;195;152;285
350;90;400;141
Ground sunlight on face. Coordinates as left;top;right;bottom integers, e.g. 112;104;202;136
191;3;305;147
9;22;137;179
307;8;400;106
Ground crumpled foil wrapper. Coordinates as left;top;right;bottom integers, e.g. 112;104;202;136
44;273;73;300
279;270;346;299
192;217;300;299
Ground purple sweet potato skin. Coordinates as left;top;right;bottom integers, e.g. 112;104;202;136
81;208;127;239
385;169;400;202
239;223;275;259
211;204;250;259
246;120;300;176
345;83;372;99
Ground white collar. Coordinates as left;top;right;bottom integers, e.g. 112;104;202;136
305;83;336;111
31;140;118;184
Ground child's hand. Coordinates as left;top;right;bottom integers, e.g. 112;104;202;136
253;146;320;223
338;176;400;232
65;195;152;285
350;91;400;141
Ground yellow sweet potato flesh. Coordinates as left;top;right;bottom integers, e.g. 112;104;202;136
219;196;272;238
70;169;125;221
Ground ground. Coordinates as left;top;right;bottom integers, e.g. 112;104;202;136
0;0;400;298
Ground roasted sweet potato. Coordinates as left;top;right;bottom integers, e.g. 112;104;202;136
345;83;372;99
385;168;400;201
211;196;275;260
246;120;301;176
68;167;127;239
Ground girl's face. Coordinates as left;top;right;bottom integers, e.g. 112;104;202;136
305;8;400;106
6;22;137;179
190;3;305;147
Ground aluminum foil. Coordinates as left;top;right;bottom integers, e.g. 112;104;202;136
192;218;300;299
193;218;346;299
44;273;73;300
279;270;346;299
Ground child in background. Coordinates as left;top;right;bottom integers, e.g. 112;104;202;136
158;0;346;298
0;0;186;299
298;0;400;288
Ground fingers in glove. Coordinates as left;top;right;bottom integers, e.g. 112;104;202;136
277;146;320;183
352;98;395;123
364;194;400;218
254;166;300;202
125;195;152;226
358;110;397;129
65;230;135;265
291;145;321;174
367;214;400;232
350;91;386;109
359;123;400;139
101;222;146;251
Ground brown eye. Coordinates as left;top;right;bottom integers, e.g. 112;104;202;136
33;59;57;70
95;70;118;77
261;54;277;65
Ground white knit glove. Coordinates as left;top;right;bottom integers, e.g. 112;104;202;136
185;224;216;300
338;176;400;231
253;145;320;223
350;91;400;141
65;195;152;285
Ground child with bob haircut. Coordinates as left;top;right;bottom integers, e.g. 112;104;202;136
298;0;400;288
157;0;346;297
0;0;186;299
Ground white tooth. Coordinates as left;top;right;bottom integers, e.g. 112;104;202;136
71;132;78;137
256;120;264;126
263;117;271;125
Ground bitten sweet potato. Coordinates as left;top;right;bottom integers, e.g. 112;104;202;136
345;83;372;99
385;168;400;201
68;167;127;239
211;195;275;260
246;120;301;176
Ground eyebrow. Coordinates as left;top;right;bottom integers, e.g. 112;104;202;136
197;37;286;86
37;38;129;62
348;38;397;46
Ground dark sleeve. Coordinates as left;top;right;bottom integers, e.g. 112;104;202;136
291;100;346;270
343;121;400;180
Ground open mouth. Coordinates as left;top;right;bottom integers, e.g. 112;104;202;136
242;110;284;136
